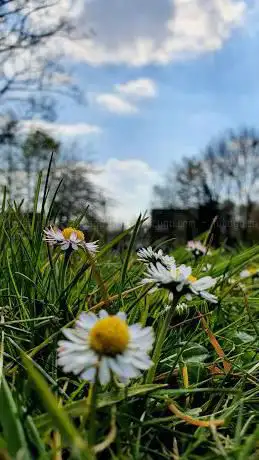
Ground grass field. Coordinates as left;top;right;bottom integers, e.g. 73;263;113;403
0;174;259;459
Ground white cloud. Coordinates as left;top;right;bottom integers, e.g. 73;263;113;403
19;120;102;136
95;93;137;114
95;78;157;114
115;78;157;98
90;158;161;225
58;0;246;67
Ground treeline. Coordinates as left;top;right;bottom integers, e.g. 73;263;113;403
153;128;259;243
0;115;106;229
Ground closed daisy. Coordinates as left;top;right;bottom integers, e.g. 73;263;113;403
57;310;154;385
43;226;98;253
137;246;175;269
187;240;208;258
163;302;189;315
142;262;217;303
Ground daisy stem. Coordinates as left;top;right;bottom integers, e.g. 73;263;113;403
88;379;98;450
59;250;72;318
60;250;71;292
145;299;178;384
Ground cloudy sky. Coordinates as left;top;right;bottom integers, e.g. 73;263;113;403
10;0;259;225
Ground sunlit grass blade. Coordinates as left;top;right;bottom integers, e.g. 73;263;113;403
34;384;167;431
0;378;30;458
120;214;142;288
22;352;90;454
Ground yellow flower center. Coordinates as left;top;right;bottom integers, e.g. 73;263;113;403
62;227;84;241
89;316;130;355
248;267;257;275
188;275;197;283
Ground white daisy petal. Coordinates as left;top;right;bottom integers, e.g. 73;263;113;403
85;241;99;253
80;366;97;382
70;232;78;242
129;326;154;350
58;349;97;365
59;354;94;374
116;311;127;321
129;325;154;340
62;329;86;344
128;337;154;352
43;227;65;244
128;324;143;336
99;357;111;385
58;350;88;362
55;229;65;239
58;349;96;364
192;276;216;291
131;357;153;371
107;356;125;377
116;356;140;378
60;242;70;251
57;340;87;353
99;310;109;319
126;352;153;370
199;291;218;304
179;265;192;279
76;312;98;329
137;246;175;269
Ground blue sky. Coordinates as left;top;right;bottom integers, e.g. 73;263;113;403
15;0;259;224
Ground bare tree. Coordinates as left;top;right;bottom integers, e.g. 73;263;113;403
52;160;106;228
153;127;259;240
0;113;60;203
0;0;84;114
153;156;221;210
22;128;60;204
0;114;21;198
216;128;259;238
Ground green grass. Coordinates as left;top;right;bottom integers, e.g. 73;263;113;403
0;172;258;459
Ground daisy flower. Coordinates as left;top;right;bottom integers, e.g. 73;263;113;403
43;226;98;253
137;246;175;269
57;310;154;385
187;240;208;258
142;262;217;303
240;267;259;279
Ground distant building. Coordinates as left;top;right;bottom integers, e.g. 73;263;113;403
151;203;230;247
151;208;198;245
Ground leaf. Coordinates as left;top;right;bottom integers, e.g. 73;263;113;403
211;245;259;278
25;416;46;458
0;316;4;384
98;217;148;259
121;214;142;287
234;332;255;343
34;384;167;432
238;425;259;460
22;352;88;452
180;342;209;364
0;378;30;458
